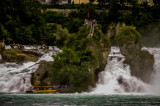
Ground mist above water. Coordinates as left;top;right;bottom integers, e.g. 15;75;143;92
139;22;160;47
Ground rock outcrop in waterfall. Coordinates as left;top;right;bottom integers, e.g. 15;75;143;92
107;23;154;83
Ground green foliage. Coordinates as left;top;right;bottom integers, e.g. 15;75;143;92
0;24;11;43
2;49;18;62
15;26;36;44
65;25;90;50
93;26;105;41
43;11;68;25
67;18;83;33
43;11;83;33
0;0;46;44
93;26;111;48
45;23;69;46
51;48;94;90
115;26;141;46
50;24;110;91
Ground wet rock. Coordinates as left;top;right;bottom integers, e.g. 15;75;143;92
1;49;40;63
22;51;42;57
31;61;52;86
117;75;147;92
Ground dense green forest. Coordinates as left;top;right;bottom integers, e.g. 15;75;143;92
0;0;160;45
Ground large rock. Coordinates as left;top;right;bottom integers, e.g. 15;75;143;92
115;26;154;83
1;49;39;63
31;61;52;86
124;49;154;83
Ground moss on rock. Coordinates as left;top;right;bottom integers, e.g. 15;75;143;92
1;49;39;62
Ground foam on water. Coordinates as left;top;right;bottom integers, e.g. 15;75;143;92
0;46;60;93
1;46;160;94
92;46;149;94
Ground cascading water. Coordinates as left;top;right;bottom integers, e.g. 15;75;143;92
0;46;61;93
142;47;160;94
92;46;149;94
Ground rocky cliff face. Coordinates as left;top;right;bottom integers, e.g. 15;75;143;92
31;61;52;86
121;44;154;83
113;25;154;83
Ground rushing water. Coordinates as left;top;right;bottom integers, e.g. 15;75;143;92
0;46;61;93
92;47;150;94
1;93;160;106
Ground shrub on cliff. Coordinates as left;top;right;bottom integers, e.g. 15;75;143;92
45;23;69;46
115;26;141;46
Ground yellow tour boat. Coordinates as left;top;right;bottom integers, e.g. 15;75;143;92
30;86;57;93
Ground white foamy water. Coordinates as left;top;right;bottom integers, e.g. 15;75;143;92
91;47;149;94
0;46;60;93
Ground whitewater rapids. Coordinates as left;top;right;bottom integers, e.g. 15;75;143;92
1;46;160;94
0;46;61;93
91;47;151;94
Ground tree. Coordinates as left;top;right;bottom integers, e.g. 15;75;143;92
115;26;141;46
0;0;46;44
0;24;11;43
45;23;69;46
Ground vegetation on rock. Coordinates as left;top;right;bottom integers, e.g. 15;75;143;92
49;25;110;92
115;26;141;47
2;49;39;62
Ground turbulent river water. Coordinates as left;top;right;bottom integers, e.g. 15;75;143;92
1;46;160;105
1;93;160;106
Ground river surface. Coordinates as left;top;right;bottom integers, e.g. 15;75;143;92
1;93;160;106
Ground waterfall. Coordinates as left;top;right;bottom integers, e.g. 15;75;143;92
0;46;61;93
92;46;149;94
142;47;160;94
